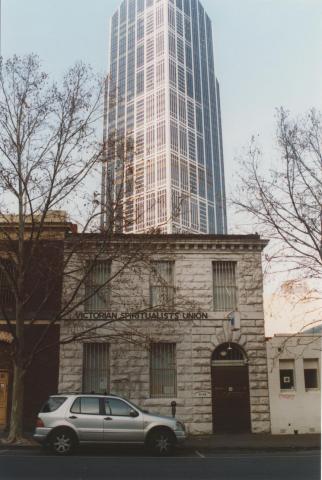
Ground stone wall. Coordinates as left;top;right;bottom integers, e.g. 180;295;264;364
59;236;271;434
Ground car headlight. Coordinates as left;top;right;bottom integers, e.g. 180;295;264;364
175;421;185;431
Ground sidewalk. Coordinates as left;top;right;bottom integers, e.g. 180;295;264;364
1;429;320;451
185;433;321;451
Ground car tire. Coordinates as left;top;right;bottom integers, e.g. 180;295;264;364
147;429;175;456
49;429;76;456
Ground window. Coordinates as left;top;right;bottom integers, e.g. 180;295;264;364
170;90;177;119
157;121;166;148
137;44;144;68
156;90;165;118
136;70;144;95
146;192;156;226
0;258;15;313
146;64;154;91
135;196;144;229
71;397;100;415
157;153;166;185
150;343;177;398
157;189;167;223
146;159;155;190
146;125;155;155
213;262;237;311
156;5;164;28
156;60;165;84
169;32;176;58
41;397;67;413
178;65;185;93
137;17;144;41
169;60;177;87
150;261;175;308
156;31;164;57
83;343;110;394
146;37;154;64
105;398;134;416
177;37;184;64
304;359;319;390
146;11;154;35
136;99;144;126
171;154;179;187
85;261;111;311
279;360;295;390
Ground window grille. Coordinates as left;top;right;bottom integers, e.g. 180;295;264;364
150;343;177;398
279;360;295;390
83;343;109;394
150;261;175;308
85;261;111;312
213;262;237;311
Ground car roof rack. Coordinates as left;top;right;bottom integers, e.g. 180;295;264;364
55;392;119;396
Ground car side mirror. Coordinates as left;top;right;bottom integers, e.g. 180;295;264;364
129;409;139;418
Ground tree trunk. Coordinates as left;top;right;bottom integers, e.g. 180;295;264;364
7;361;25;443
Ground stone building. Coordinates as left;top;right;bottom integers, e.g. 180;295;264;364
59;233;271;434
267;334;321;435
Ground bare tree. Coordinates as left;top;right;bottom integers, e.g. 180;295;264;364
0;55;198;444
234;108;322;326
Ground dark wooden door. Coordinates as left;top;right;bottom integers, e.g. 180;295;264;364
212;365;251;433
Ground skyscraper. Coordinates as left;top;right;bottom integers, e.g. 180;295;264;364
102;0;227;234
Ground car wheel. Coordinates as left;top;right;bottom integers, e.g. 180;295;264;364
49;429;76;455
147;429;175;456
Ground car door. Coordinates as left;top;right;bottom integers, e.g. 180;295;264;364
103;397;144;443
67;397;105;442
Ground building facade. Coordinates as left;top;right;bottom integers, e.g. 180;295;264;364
0;212;75;431
101;0;227;235
59;234;270;434
267;334;321;435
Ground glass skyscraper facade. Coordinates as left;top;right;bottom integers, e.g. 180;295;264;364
102;0;227;234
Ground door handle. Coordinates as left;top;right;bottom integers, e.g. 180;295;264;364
69;416;78;419
104;417;113;421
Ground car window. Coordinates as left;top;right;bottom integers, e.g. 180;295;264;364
71;397;100;415
106;398;134;416
41;397;67;413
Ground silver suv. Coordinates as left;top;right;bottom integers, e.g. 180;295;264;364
34;394;186;456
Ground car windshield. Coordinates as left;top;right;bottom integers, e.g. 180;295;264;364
41;397;67;413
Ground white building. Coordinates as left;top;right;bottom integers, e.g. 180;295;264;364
101;0;227;234
267;334;321;434
59;234;270;434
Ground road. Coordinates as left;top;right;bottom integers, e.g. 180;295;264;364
0;447;320;480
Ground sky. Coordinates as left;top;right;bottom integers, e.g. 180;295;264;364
2;0;322;334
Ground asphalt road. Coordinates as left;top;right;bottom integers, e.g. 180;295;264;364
0;448;320;480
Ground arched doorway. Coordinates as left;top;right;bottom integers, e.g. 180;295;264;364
211;343;251;433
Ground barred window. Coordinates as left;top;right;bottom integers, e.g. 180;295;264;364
213;262;237;311
150;343;177;398
150;261;175;308
85;261;111;311
279;360;295;390
82;343;109;394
